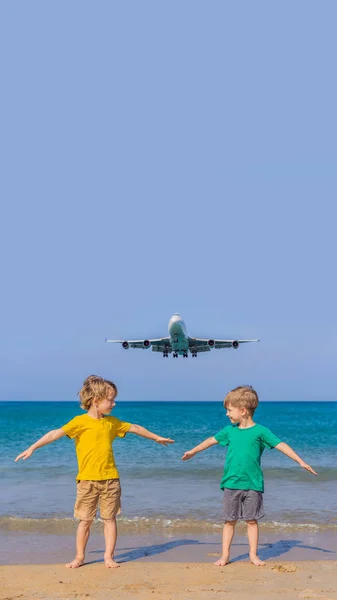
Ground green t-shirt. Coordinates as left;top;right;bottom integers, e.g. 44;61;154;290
214;423;281;492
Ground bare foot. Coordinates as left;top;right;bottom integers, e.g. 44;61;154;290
104;557;120;569
249;554;265;567
66;557;84;569
214;555;230;567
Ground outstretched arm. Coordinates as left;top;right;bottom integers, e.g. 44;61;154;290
182;436;218;460
128;424;174;446
275;442;317;475
15;428;66;462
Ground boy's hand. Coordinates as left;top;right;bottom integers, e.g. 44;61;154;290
181;450;195;461
15;448;34;462
299;461;317;476
155;436;174;446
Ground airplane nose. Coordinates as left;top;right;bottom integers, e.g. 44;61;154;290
168;314;182;333
169;314;180;325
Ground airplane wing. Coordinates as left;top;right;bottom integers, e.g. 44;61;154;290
188;338;259;351
150;339;173;354
105;338;171;351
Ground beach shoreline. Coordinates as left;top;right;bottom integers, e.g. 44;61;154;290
1;529;335;566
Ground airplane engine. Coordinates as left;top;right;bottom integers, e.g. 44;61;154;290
122;341;129;349
232;340;239;349
143;340;151;348
208;339;215;347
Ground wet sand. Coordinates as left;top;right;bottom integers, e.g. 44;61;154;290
0;529;336;565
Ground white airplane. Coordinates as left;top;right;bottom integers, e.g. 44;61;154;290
106;313;259;358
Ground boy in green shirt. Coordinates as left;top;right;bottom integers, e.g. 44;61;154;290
182;386;317;567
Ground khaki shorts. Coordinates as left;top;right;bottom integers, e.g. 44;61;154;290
74;479;121;521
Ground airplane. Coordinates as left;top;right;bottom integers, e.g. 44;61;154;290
105;313;259;358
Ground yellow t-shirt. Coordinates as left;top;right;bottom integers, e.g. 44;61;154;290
62;414;131;480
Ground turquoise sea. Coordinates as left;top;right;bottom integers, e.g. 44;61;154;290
1;401;337;534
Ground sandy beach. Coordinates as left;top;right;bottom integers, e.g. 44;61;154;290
1;561;337;600
1;530;337;600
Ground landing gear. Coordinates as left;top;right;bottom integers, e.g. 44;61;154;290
173;353;178;358
183;352;188;358
192;351;198;357
162;351;169;358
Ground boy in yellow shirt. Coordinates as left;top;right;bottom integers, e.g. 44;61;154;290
15;375;174;569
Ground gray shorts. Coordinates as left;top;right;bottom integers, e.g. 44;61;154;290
222;488;265;522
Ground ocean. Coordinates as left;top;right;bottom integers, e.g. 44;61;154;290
1;401;337;536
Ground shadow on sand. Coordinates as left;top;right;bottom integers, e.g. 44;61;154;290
87;539;202;564
86;536;335;565
230;539;335;563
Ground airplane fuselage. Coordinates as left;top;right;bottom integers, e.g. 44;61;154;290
168;314;189;355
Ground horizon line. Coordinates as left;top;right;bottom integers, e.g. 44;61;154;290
1;399;337;403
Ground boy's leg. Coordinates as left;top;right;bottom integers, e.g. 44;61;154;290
67;480;98;568
66;520;92;568
246;520;265;566
103;518;119;568
215;520;237;566
216;489;242;566
99;479;121;568
241;490;265;566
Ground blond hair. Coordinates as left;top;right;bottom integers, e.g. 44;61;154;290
224;385;259;416
78;375;118;411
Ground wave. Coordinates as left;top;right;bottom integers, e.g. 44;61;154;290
1;515;337;535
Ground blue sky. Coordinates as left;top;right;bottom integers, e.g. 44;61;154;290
1;1;335;401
